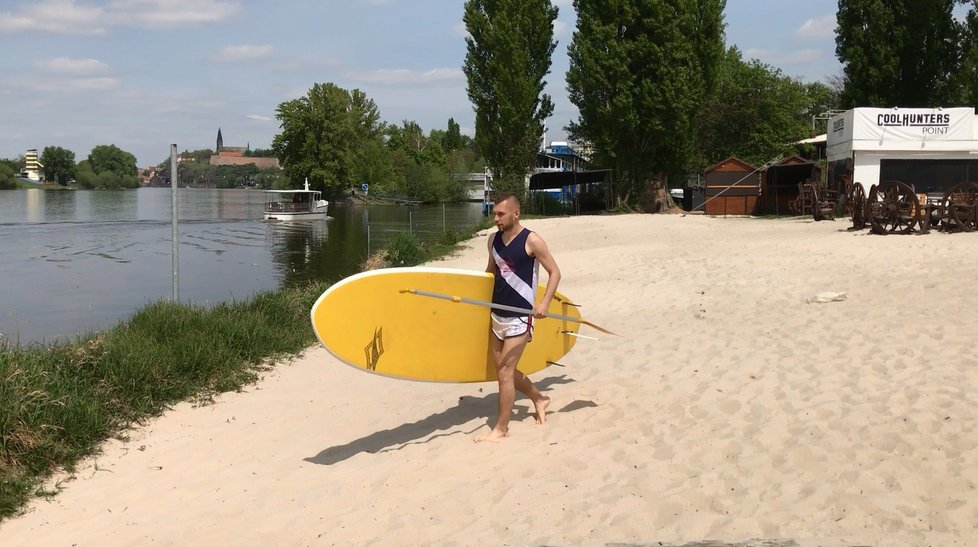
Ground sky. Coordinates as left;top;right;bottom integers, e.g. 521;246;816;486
0;0;844;167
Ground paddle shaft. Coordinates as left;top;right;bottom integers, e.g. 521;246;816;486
401;288;619;336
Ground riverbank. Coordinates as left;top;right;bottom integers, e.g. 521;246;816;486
4;213;978;545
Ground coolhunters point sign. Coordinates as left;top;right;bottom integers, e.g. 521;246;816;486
834;107;976;143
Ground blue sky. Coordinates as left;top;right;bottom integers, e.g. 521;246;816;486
0;0;843;167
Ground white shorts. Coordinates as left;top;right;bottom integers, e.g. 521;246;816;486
490;312;533;340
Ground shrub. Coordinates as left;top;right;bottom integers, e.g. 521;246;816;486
384;232;427;266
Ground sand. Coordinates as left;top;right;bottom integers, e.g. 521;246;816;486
4;213;978;546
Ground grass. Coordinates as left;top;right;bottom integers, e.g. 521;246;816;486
0;217;494;522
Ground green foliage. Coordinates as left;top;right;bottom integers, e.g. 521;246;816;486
0;164;17;189
87;145;137;178
836;0;964;107
442;118;464;151
382;120;472;202
40;146;76;185
384;232;428;266
69;156;138;189
179;163;281;189
0;281;328;521
73;161;98;189
958;3;978;106
272;82;385;195
178;149;214;163
566;0;726;205
463;0;558;200
0;158;22;173
695;48;814;168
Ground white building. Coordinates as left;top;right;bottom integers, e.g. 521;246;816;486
826;107;978;196
21;149;43;182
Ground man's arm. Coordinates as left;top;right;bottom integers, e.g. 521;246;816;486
485;232;496;274
527;232;561;318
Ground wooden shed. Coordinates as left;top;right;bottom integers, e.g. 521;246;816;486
703;156;760;215
759;156;822;215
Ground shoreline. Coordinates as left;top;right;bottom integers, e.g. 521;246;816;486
4;213;978;545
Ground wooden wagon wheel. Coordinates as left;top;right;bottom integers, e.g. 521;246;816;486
941;181;978;233
868;180;919;235
849;183;866;229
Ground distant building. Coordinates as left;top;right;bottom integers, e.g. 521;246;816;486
20;149;43;182
210;128;280;169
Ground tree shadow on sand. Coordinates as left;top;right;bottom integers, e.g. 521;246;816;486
304;375;597;466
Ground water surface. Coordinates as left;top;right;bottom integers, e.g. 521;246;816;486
0;188;484;345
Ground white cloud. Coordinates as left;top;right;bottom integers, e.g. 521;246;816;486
554;20;568;37
796;14;836;39
71;77;122;90
744;48;822;67
346;67;464;86
0;0;241;33
0;0;106;34
36;57;111;75
213;45;274;62
247;114;273;122
109;0;241;28
33;77;121;92
452;22;468;38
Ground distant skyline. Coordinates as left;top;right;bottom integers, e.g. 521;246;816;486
0;1;846;167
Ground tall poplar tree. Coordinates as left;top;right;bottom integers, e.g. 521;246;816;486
959;1;978;106
463;0;558;198
836;0;963;107
566;0;726;204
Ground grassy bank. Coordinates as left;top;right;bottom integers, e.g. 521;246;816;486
0;216;492;521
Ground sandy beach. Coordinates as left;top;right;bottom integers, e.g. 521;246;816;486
4;213;978;546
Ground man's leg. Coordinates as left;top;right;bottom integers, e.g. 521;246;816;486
476;331;550;443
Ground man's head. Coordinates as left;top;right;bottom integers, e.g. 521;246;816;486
493;193;521;231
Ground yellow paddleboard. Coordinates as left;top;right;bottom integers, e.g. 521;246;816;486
310;267;582;382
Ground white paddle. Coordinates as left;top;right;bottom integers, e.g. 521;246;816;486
399;288;620;336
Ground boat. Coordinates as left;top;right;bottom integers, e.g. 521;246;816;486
263;178;329;221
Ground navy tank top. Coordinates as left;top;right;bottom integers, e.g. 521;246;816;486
491;228;539;317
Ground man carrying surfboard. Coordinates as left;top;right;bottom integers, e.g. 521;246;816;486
477;193;561;443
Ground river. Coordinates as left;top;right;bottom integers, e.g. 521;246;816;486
0;188;486;346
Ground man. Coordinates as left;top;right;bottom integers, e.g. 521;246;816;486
476;193;561;443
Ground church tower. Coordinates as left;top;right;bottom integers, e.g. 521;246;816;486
216;128;224;152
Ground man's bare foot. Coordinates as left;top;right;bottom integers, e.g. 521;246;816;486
533;396;551;424
474;428;508;443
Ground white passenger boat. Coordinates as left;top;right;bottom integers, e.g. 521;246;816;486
263;178;329;221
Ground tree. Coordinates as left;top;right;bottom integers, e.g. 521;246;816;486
86;145;139;188
88;145;137;177
463;0;558;199
442;118;464;152
695;48;814;168
384;120;454;201
566;0;726;204
957;1;978;106
74;161;98;189
40;146;76;185
272;82;384;194
836;0;963;107
0;163;18;189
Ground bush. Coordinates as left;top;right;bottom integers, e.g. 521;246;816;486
384;232;427;266
437;228;460;246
